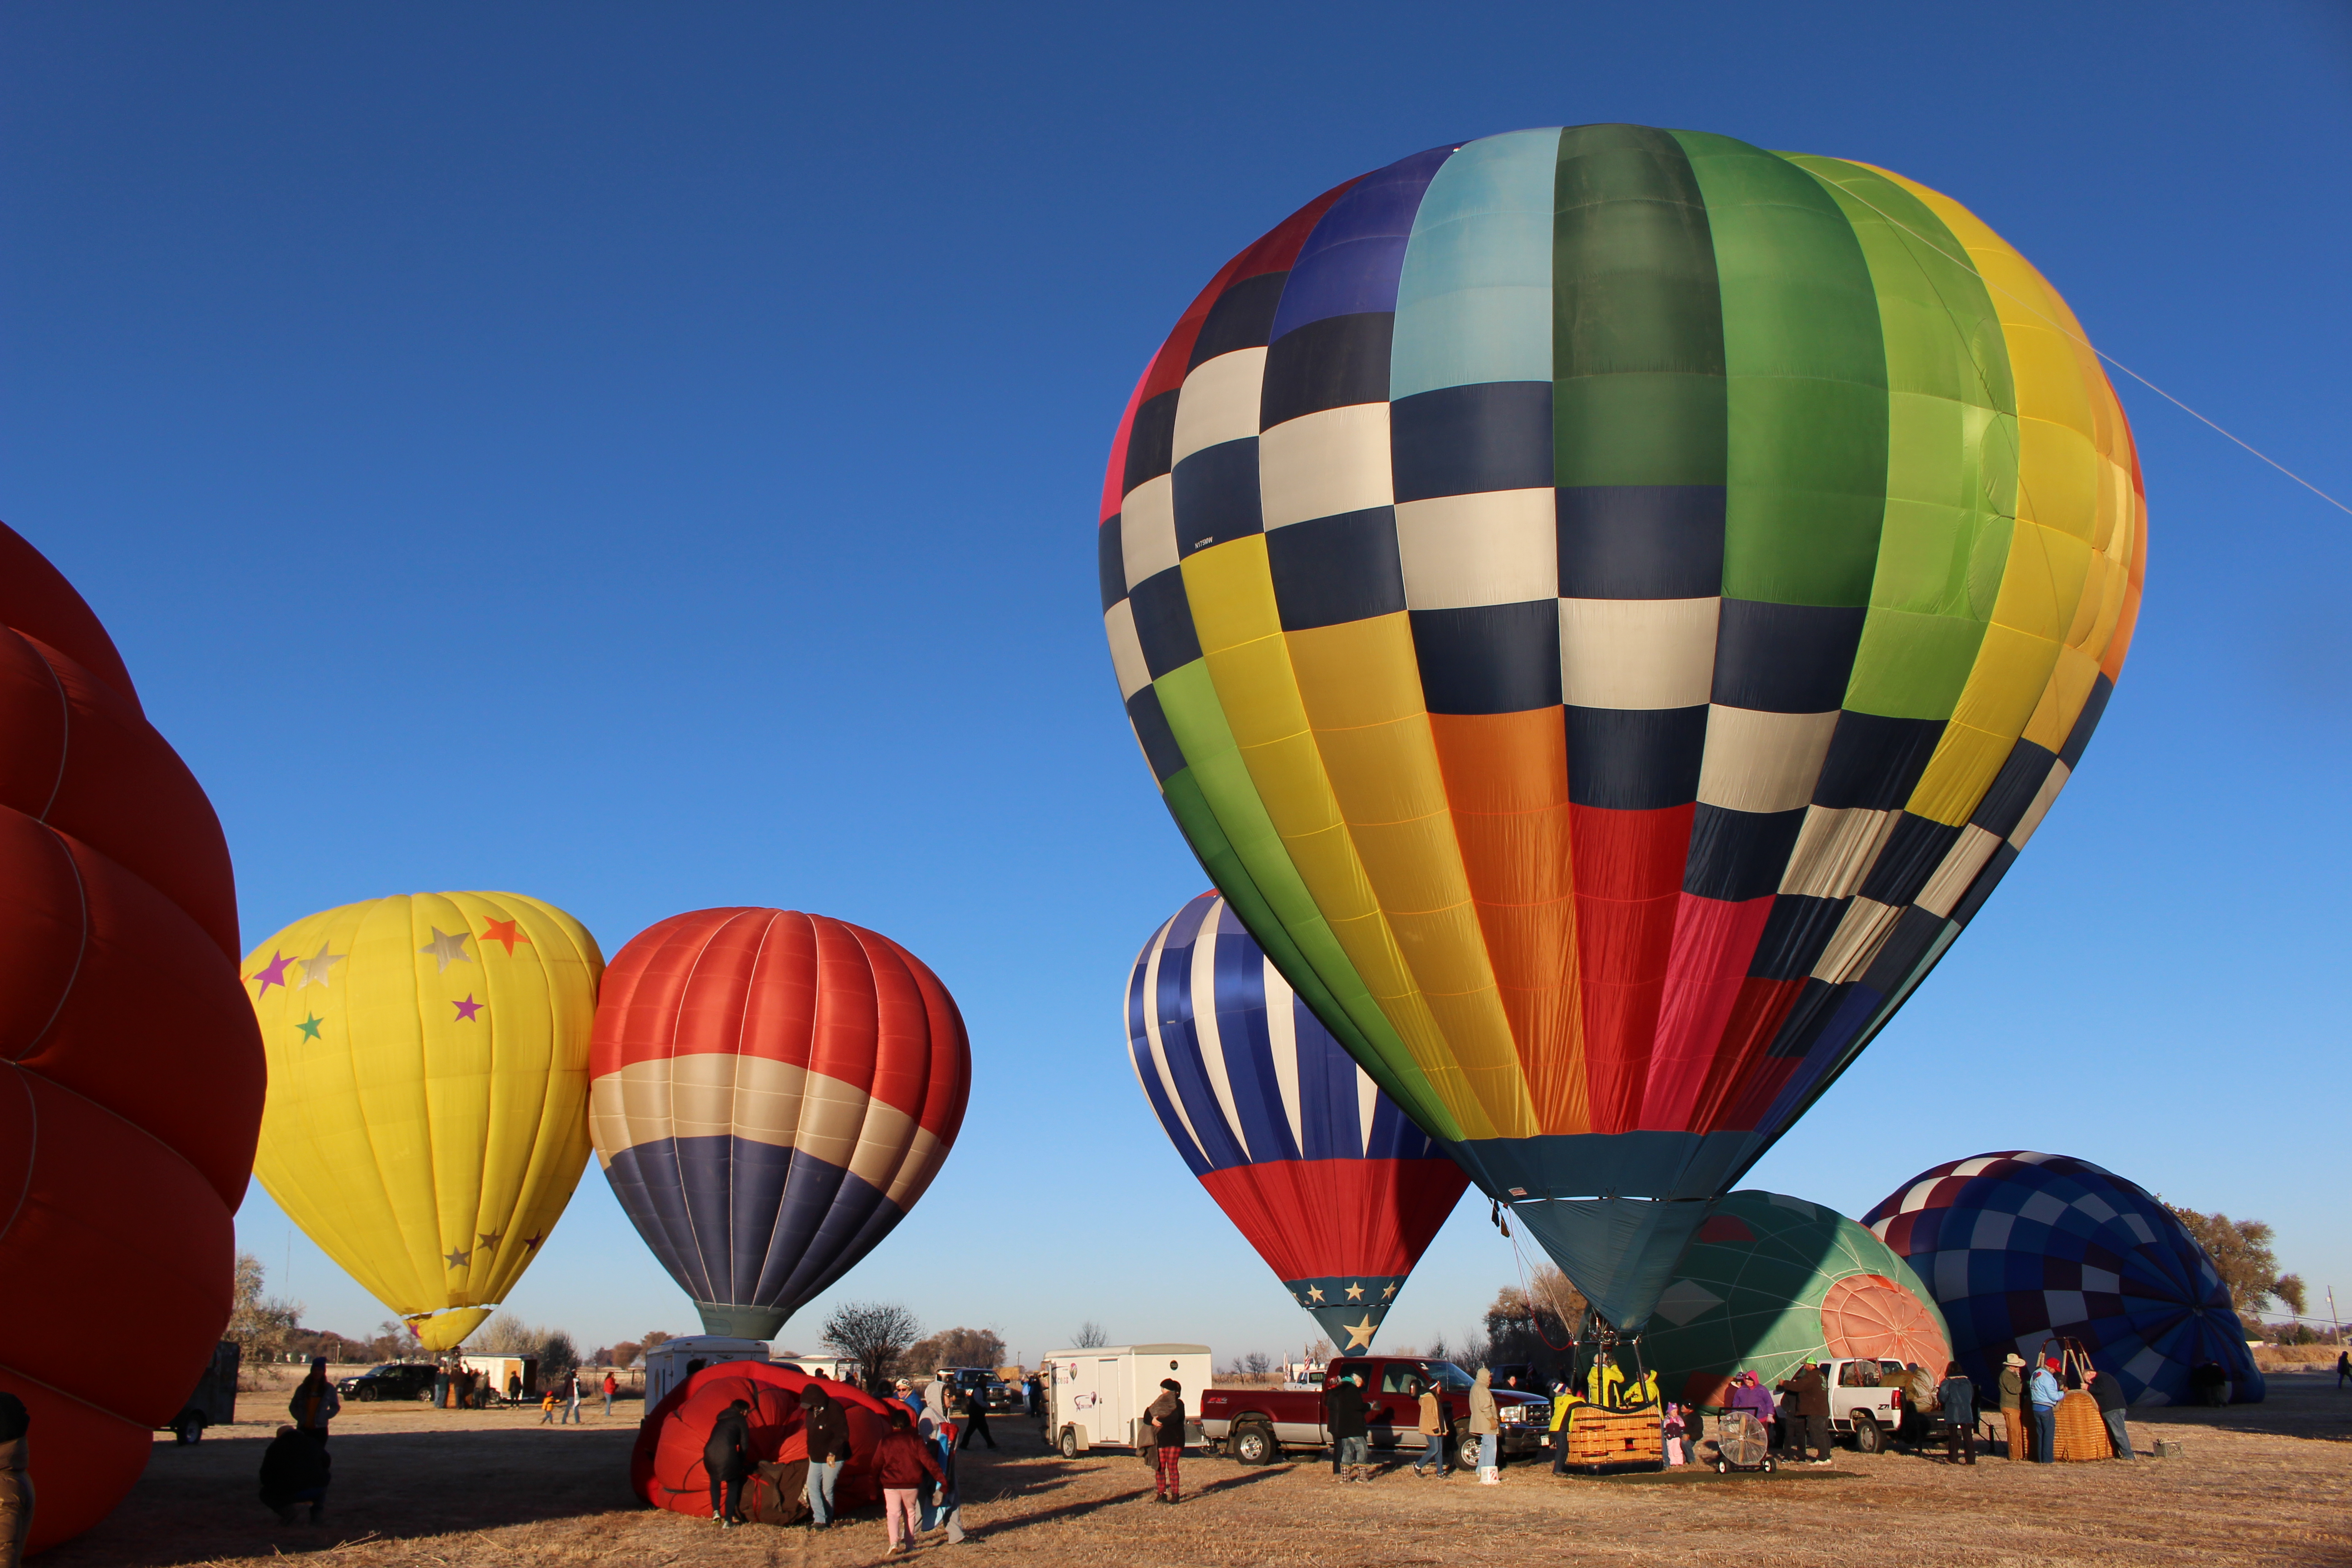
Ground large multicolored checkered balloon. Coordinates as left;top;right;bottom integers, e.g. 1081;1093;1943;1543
1098;125;2146;1328
1863;1152;2263;1406
1128;892;1469;1351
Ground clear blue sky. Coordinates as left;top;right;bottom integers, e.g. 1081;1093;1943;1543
6;2;2346;1363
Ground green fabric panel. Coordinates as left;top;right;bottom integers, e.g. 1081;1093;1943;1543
1149;664;1460;1140
1672;131;1887;608
1552;124;1725;487
1786;155;2021;719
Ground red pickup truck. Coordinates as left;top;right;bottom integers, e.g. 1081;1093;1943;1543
1198;1357;1551;1465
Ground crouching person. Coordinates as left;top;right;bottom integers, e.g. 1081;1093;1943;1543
258;1425;331;1523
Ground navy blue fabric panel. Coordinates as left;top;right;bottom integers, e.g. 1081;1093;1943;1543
1189;271;1289;368
1122;389;1179;493
751;1153;906;1315
1811;712;1945;810
1711;599;1868;713
1172;439;1264;555
1098;516;1127;611
1555;485;1726;600
1683;803;1806;903
2058;672;2114;769
1390;382;1554;502
1269;507;1405;631
1747;893;1845;980
1563;704;1708;810
1411;601;1561;715
1128;567;1203;676
1293;990;1366;1162
1969;739;2057;838
1260;312;1393;428
1151;911;1251;1172
1857;813;1963;907
1271;145;1452;340
1365;1080;1445;1163
1209;907;1299;1163
1127;953;1214;1177
601;1141;713;1302
1858;903;1950;995
1950;839;2019;927
1763;977;1843;1059
1126;686;1187;784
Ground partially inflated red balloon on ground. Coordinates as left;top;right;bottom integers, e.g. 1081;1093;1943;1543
0;522;264;1552
631;1363;899;1520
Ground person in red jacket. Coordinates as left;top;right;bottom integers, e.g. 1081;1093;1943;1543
873;1407;945;1555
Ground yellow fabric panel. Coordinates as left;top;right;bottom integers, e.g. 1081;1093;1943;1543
1181;544;1505;1139
1989;518;2095;647
1908;618;2061;824
247;892;602;1346
2023;645;2103;754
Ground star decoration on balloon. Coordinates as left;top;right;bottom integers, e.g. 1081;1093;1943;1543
476;1231;504;1251
444;1246;471;1269
521;1232;544;1250
1341;1315;1378;1351
295;1014;324;1041
451;995;484;1022
296;941;345;989
1381;1283;1398;1299
419;927;473;972
249;951;294;995
479;917;529;955
1345;1283;1365;1301
1306;1285;1326;1303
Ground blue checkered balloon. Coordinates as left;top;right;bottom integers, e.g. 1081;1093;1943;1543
1863;1152;2264;1406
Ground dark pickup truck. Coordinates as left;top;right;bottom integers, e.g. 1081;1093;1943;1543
1198;1357;1551;1465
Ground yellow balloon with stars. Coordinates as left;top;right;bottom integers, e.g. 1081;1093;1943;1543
243;892;603;1350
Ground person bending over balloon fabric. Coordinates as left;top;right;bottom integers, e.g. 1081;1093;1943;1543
0;1392;30;1568
704;1399;753;1527
257;1425;331;1523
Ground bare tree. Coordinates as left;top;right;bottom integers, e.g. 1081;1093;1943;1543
1244;1351;1271;1376
824;1301;922;1389
1071;1321;1109;1349
905;1327;1008;1372
2165;1205;2307;1318
477;1312;543;1354
225;1253;301;1359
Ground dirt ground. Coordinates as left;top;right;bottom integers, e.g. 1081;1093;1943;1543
37;1369;2349;1567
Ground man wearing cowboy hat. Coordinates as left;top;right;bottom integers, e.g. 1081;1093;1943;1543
1998;1354;2029;1460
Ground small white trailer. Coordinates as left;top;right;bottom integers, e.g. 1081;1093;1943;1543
1042;1344;1212;1458
644;1335;770;1409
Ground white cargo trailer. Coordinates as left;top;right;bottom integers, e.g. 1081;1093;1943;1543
1042;1344;1212;1457
644;1335;770;1409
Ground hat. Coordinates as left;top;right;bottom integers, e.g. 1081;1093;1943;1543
2004;1354;2026;1367
1160;1378;1181;1391
2044;1357;2062;1371
310;1356;328;1370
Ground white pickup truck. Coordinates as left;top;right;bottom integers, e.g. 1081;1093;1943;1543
1797;1357;1918;1454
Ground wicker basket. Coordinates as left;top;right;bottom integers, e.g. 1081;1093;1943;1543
1562;1406;1664;1470
2053;1390;2107;1461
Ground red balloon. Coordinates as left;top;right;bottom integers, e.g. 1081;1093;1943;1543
630;1362;901;1519
0;523;263;1553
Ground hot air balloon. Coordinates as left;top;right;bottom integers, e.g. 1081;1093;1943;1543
0;522;265;1553
1641;1191;1949;1411
1098;125;2146;1330
245;892;603;1350
588;909;970;1339
1128;892;1468;1352
1863;1152;2263;1406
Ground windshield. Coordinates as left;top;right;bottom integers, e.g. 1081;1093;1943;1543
1420;1362;1475;1392
368;1364;406;1376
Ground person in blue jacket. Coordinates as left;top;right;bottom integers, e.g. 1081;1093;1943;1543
2028;1357;2064;1464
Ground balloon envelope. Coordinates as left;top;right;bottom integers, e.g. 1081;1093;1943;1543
0;522;264;1553
589;908;971;1339
1129;892;1469;1351
631;1363;898;1520
1864;1152;2262;1406
246;892;603;1349
1098;125;2145;1326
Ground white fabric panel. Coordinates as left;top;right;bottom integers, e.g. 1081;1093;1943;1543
1558;596;1718;709
1915;824;2003;918
1698;706;1840;815
2081;1265;2120;1294
2121;1213;2156;1245
1170;348;1267;464
1810;897;1899;983
1140;934;1210;1166
2072;1192;2117;1224
1190;918;1250;1158
1897;1176;1944;1214
1970;1210;2014;1250
586;1055;937;1198
2043;1289;2087;1326
2121;1344;2169;1395
1103;600;1150;700
1120;474;1178;589
1258;402;1392;529
2019;1191;2068;1226
1393;489;1557;610
2009;759;2071;848
1951;1156;2002;1177
1779;805;1899;899
1651;1278;1725;1327
1264;956;1305;1153
1356;1065;1378;1159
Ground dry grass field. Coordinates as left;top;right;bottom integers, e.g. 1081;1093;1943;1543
35;1369;2348;1568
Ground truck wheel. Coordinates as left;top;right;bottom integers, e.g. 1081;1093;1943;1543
1851;1412;1882;1454
1059;1426;1080;1459
1232;1423;1275;1465
358;1387;378;1402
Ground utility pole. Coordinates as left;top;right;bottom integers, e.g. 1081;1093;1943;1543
2329;1286;2342;1348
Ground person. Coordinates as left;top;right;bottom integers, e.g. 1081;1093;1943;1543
257;1425;331;1523
802;1384;853;1529
921;1382;965;1542
0;1391;30;1568
1468;1367;1499;1485
1025;1373;1042;1417
433;1359;452;1411
1660;1402;1686;1466
539;1387;559;1424
705;1397;753;1527
562;1371;583;1425
1776;1362;1830;1464
602;1370;617;1418
2028;1356;2063;1465
1999;1353;2028;1460
2085;1367;2133;1459
2337;1350;2350;1392
1726;1372;1775;1452
958;1383;996;1450
874;1406;945;1556
895;1377;922;1418
289;1357;340;1438
507;1369;523;1406
1935;1362;1976;1465
2191;1360;2229;1407
1410;1379;1448;1478
1899;1362;1939;1452
1327;1371;1371;1483
1146;1378;1186;1503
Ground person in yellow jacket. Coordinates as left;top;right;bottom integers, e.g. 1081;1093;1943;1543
1548;1380;1582;1475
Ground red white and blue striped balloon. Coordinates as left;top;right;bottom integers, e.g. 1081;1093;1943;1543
1128;892;1467;1351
